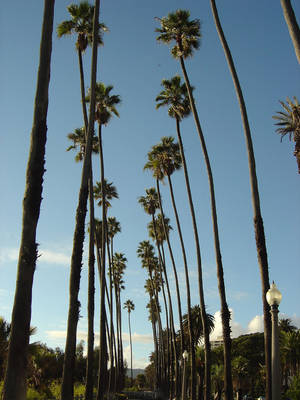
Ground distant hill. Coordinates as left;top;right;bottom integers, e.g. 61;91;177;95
126;368;144;379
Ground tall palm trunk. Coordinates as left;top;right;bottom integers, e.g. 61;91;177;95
175;117;210;400
209;1;271;398
61;1;100;398
77;29;96;400
2;2;55;398
166;173;194;397
179;52;233;400
128;311;133;386
97;123;108;400
85;178;96;400
156;180;181;397
156;179;184;354
280;0;300;64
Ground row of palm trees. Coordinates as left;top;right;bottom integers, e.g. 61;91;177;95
3;0;299;399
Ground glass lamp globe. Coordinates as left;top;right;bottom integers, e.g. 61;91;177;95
266;282;282;306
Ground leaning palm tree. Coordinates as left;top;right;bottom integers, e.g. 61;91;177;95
2;2;55;398
156;75;211;400
209;2;275;397
273;96;300;174
156;11;233;398
60;0;101;398
280;0;300;64
123;300;135;386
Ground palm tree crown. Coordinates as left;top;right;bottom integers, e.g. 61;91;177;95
86;82;121;125
138;188;160;216
124;300;135;314
144;136;182;178
273;96;300;173
66;127;99;162
156;76;191;120
57;1;107;51
156;9;201;59
93;179;118;208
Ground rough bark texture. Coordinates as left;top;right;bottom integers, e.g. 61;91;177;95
209;1;271;398
61;0;100;398
280;0;300;64
2;2;55;399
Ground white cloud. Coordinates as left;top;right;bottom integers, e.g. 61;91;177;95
122;332;153;344
0;248;19;264
38;249;70;265
247;315;264;333
210;309;245;341
0;246;70;266
123;344;150;369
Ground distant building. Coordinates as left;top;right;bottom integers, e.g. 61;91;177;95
210;336;223;349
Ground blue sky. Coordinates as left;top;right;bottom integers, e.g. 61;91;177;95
1;1;299;369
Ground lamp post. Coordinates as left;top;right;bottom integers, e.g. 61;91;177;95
181;350;188;400
266;281;282;400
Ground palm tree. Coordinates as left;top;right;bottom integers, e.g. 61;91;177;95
209;2;274;397
147;214;179;398
155;75;211;400
273;96;300;173
2;2;55;398
67;126;99;162
58;7;105;398
138;242;165;389
112;253;127;390
57;1;107;129
94;179;119;208
123;300;135;386
107;216;121;392
60;0;101;398
280;0;300;64
144;136;185;356
86;82;120;400
156;11;233;398
66;125;99;400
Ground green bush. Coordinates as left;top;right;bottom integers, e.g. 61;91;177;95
286;375;300;400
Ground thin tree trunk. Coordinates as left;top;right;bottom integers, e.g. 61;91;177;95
85;171;96;400
280;0;300;64
175;117;210;400
209;2;272;399
128;311;133;386
2;2;54;398
97;123;108;400
167;174;194;396
157;179;184;355
179;52;232;399
77;32;96;400
61;0;100;397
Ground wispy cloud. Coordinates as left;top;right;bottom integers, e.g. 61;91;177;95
0;247;70;266
0;248;19;264
38;250;70;266
122;332;153;344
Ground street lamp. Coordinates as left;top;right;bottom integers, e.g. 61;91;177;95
266;282;282;400
181;350;188;400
